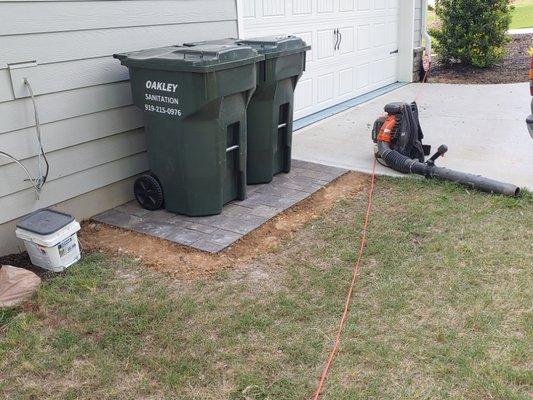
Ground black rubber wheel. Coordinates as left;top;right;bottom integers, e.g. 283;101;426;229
134;174;164;211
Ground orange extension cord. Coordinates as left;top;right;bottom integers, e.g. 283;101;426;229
311;157;377;400
311;58;431;400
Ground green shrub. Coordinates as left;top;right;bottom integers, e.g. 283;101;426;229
430;0;513;68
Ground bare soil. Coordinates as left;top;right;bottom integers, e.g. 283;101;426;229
428;34;532;84
80;172;367;279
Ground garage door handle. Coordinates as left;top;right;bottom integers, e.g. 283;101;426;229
333;29;339;50
390;49;399;54
337;30;342;51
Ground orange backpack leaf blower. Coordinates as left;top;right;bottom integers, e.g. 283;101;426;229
371;102;520;196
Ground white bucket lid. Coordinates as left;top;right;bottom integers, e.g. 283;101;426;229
16;209;80;247
16;220;80;247
17;208;75;235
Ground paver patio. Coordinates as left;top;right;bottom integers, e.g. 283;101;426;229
93;160;347;252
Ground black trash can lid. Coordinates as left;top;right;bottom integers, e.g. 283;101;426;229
17;208;75;235
237;35;310;59
114;44;263;73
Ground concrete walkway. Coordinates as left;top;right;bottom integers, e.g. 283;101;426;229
293;83;533;190
508;27;533;34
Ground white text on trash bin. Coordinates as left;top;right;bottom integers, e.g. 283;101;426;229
144;80;182;117
145;80;178;92
145;93;179;105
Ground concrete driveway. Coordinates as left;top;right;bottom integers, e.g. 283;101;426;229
293;83;533;191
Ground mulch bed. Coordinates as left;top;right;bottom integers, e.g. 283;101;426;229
428;34;532;84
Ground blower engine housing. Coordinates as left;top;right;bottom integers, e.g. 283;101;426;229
372;102;430;162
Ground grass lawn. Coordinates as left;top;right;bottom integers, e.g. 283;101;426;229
1;177;532;399
511;0;533;29
427;1;533;30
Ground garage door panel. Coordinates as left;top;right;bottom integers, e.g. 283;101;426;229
385;55;399;79
388;0;400;9
339;0;355;12
371;55;397;84
317;73;334;104
338;26;354;54
355;63;371;90
357;24;371;50
373;23;388;47
294;77;313;114
357;0;371;10
375;0;387;9
387;19;399;43
371;58;387;84
318;0;334;14
316;29;335;59
293;0;312;15
243;0;257;17
262;0;285;16
338;67;354;96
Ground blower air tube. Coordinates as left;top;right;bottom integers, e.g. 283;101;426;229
377;141;520;197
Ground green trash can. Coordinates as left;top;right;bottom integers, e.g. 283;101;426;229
238;36;310;184
185;36;310;184
114;44;262;216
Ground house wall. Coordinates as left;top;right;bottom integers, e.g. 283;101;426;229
0;0;238;256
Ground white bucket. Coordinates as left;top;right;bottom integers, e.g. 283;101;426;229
15;209;81;272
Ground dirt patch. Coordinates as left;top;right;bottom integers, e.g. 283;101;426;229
80;171;368;279
428;34;532;84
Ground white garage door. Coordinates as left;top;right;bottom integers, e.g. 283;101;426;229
241;0;401;120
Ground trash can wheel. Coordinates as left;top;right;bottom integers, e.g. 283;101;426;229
134;174;164;211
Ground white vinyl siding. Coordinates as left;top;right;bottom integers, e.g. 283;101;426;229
0;0;238;234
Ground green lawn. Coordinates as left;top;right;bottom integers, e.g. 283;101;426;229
427;1;533;30
1;177;532;399
511;0;533;29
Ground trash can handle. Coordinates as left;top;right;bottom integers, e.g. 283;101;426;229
180;50;204;60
